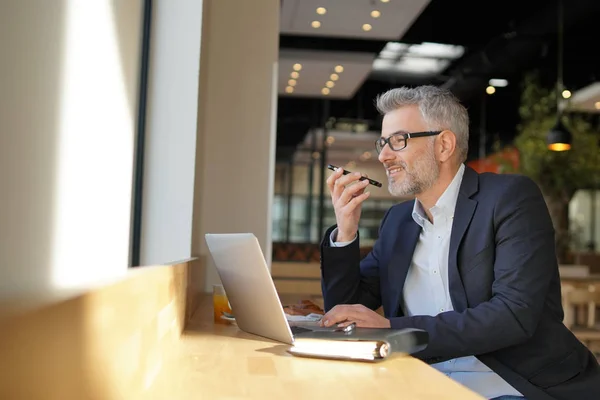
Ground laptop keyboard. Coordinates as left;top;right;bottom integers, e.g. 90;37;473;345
290;325;313;335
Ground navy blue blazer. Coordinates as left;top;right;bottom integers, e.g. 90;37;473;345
321;166;600;400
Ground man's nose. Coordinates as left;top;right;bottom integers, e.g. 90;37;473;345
378;144;394;164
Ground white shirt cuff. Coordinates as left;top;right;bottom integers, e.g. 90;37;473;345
329;228;357;247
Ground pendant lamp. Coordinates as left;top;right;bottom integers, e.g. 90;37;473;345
547;0;572;151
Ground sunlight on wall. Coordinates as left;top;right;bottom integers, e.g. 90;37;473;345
52;0;135;288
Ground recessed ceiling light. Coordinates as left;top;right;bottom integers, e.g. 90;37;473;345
380;0;390;3
362;23;372;32
311;20;321;28
316;7;326;15
486;86;495;95
321;87;330;95
371;10;381;18
325;81;335;88
334;65;344;73
285;86;294;93
291;71;299;79
595;101;600;110
293;63;302;71
288;79;297;86
330;73;339;81
562;89;571;99
489;78;508;87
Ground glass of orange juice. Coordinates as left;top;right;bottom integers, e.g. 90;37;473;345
213;284;232;323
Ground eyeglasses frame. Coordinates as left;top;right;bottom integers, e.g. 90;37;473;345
375;130;442;154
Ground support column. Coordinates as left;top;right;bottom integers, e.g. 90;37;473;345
318;100;330;239
285;159;294;243
191;0;280;292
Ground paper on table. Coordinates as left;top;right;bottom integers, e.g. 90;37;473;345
285;313;323;322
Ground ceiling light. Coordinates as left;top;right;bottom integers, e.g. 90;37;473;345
595;101;600;110
379;42;409;59
321;88;330;95
373;57;450;76
486;86;496;95
334;65;344;73
371;10;381;18
288;79;297;86
562;89;571;99
285;86;294;93
293;63;302;71
330;73;339;81
316;7;326;15
311;20;321;28
489;79;508;87
325;81;335;88
290;71;299;79
362;24;372;32
373;42;465;77
380;0;390;3
406;42;464;59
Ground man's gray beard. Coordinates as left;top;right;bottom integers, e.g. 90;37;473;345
387;145;439;197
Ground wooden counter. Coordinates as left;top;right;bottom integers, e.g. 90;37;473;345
146;295;484;400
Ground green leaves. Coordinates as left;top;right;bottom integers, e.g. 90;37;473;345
512;72;600;197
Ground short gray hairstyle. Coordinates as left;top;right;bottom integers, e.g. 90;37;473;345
375;85;469;163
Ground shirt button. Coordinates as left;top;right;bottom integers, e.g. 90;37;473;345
440;308;445;312
433;270;437;274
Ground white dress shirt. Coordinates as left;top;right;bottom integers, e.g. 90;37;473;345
330;164;522;399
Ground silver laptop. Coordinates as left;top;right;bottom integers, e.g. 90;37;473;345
205;233;332;344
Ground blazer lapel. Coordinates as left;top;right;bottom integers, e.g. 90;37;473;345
387;213;421;317
448;167;479;312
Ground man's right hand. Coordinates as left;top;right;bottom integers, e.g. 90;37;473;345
326;167;371;242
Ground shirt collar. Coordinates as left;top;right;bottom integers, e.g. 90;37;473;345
412;164;466;228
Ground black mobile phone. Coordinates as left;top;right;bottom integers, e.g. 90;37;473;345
327;164;382;188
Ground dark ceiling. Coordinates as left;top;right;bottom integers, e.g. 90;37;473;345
276;0;600;162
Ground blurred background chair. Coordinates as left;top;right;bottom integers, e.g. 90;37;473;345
562;284;600;356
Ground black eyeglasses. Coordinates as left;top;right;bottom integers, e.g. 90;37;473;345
375;131;442;154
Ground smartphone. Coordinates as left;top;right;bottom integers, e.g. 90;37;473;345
327;164;382;188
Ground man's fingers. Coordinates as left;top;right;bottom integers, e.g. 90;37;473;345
337;179;369;205
340;190;370;213
320;304;390;329
336;320;356;328
321;304;363;327
329;170;369;203
326;167;344;197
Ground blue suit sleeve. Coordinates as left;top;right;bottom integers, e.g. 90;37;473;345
320;208;393;312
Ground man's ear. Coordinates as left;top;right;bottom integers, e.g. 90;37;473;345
437;130;457;162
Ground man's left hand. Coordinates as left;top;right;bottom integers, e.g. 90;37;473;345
320;304;391;328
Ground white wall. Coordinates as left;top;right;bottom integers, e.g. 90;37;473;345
139;0;204;266
0;0;143;295
192;0;280;291
570;190;600;251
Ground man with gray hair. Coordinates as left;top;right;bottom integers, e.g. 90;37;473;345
319;85;600;400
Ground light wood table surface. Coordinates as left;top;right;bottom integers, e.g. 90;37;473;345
146;295;484;399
